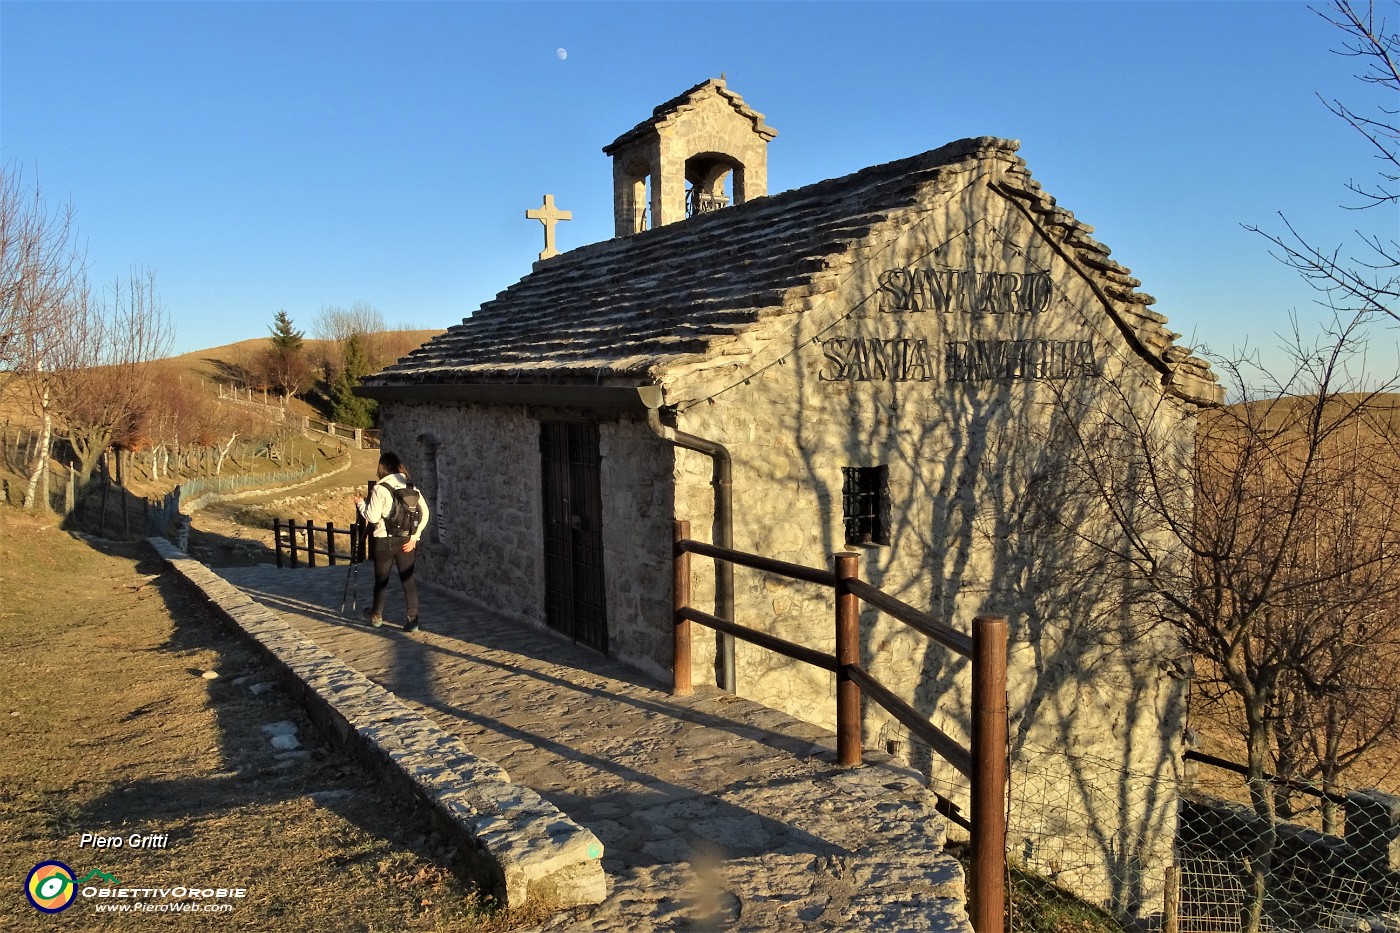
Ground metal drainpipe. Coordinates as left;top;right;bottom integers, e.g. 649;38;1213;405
647;407;736;693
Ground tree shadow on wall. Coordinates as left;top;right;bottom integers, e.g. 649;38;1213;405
777;198;1193;924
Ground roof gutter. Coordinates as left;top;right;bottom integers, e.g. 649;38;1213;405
646;406;736;694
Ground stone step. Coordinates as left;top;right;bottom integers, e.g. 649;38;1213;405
525;852;968;932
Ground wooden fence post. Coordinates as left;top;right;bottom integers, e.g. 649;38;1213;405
305;519;316;567
1163;864;1180;933
834;551;861;767
970;614;1008;933
274;519;284;568
673;520;693;697
326;522;337;565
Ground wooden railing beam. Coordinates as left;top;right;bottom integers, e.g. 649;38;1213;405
845;578;973;657
677;539;837;588
846;664;972;778
678;607;838;672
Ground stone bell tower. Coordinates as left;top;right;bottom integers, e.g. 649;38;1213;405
603;77;778;238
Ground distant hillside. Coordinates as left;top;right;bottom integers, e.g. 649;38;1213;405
2;330;445;432
164;329;445;379
1215;391;1400;435
159;329;445;421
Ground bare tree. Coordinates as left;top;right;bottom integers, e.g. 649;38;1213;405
1042;311;1400;932
15;281;91;511
1;165;87;510
1246;1;1399;323
49;268;173;487
1051;12;1400;924
140;364;261;478
312;301;384;344
0;164;84;389
258;343;311;401
312;300;389;376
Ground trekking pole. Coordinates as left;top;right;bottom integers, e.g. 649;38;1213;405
340;524;359;614
341;500;368;615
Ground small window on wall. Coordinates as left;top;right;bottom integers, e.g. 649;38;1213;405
842;465;890;547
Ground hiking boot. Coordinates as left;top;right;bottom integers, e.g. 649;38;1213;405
363;609;385;628
403;618;420;633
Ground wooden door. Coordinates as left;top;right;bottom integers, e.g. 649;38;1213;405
539;422;608;652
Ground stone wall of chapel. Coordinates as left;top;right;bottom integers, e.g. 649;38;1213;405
597;420;678;683
376;404;679;684
662;173;1194;919
378;402;547;623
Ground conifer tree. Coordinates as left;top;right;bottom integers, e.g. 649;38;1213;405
268;310;303;351
260;310;309;398
329;332;376;428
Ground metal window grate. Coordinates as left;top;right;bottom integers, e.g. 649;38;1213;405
842;465;890;546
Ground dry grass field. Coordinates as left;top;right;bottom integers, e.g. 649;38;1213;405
0;510;550;931
0;330;560;929
1187;391;1400;802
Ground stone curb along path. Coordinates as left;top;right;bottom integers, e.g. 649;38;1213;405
144;536;607;910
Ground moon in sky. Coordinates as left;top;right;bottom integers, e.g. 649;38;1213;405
556;48;567;61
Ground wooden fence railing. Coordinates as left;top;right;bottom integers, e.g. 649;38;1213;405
672;519;1008;933
273;518;365;568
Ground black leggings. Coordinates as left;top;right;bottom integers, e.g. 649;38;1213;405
369;536;418;620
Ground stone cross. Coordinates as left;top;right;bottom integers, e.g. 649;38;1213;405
526;194;572;261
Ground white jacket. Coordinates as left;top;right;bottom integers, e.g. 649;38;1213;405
357;472;430;541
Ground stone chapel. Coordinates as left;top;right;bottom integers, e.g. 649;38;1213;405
359;78;1222;921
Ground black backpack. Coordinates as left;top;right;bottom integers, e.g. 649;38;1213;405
380;481;423;537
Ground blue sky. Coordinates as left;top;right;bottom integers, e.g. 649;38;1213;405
3;1;1396;371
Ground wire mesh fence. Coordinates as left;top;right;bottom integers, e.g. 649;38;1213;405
1003;741;1179;928
1174;757;1398;933
179;459;319;502
904;728;1398;931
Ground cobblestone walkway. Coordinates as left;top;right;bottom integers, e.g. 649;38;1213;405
217;563;971;932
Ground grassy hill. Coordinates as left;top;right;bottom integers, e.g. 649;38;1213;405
162;329;445;420
164;329;444;373
0;329;444;517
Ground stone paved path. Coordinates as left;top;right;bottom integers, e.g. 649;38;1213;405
217;563;971;932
